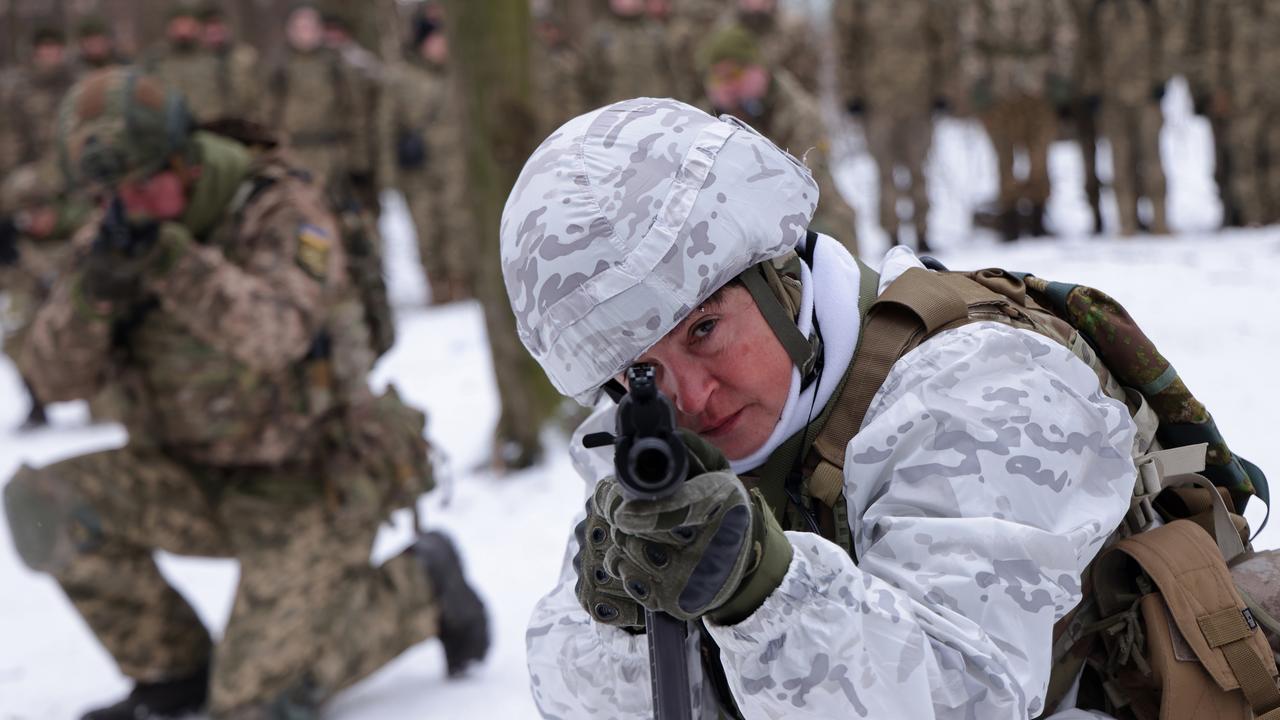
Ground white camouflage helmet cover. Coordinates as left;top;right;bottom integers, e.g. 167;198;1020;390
500;97;819;405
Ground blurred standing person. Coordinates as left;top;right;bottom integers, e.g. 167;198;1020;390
197;2;262;124
0;28;76;175
583;0;681;106
1066;0;1104;234
0;163;87;429
700;25;859;254
532;8;588;139
143;5;227;123
322;8;387;217
719;0;821;94
267;4;375;199
663;0;724;102
1091;0;1170;235
74;16;128;73
962;0;1076;241
836;0;954;252
4;68;489;720
1209;0;1280;227
379;11;475;304
1175;0;1240;226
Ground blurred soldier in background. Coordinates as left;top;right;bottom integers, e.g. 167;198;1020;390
1091;0;1170;235
662;0;723;102
267;4;375;200
144;4;227;123
1174;0;1239;227
3;69;488;720
718;0;820;93
583;0;680;106
379;10;475;304
1066;0;1104;234
0;28;76;175
836;0;955;252
962;0;1076;241
197;2;262;123
700;25;859;255
322;8;386;217
1209;0;1280;228
532;6;588;140
0;162;87;430
74;16;128;73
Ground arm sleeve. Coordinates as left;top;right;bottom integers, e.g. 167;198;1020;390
142;206;335;374
15;266;115;403
704;322;1137;719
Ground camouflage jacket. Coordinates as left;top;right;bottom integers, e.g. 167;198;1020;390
962;0;1077;100
144;43;260;124
836;0;957;114
1209;0;1280;107
528;243;1137;718
583;15;681;107
715;8;822;93
17;132;374;467
266;48;373;185
376;57;463;190
531;41;588;139
0;64;76;173
753;71;858;246
1089;0;1168;106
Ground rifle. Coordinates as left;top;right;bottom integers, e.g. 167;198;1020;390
583;363;693;720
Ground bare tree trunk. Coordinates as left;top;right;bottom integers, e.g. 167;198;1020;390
441;0;559;471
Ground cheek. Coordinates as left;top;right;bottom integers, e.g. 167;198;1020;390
723;323;793;416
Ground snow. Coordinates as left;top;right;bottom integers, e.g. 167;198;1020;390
2;80;1279;718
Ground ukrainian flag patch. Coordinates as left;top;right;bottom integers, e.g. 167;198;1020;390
297;223;332;279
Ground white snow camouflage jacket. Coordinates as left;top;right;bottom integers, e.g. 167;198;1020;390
527;245;1137;720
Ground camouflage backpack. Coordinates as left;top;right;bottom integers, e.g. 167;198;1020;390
777;259;1279;720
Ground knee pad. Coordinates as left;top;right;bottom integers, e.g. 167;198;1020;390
4;466;100;573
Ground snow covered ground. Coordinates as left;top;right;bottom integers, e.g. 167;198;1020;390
2;80;1279;718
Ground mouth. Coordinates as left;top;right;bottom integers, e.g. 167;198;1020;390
699;409;744;439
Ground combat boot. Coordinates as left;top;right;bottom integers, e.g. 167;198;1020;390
414;531;490;677
1028;204;1049;238
80;665;208;720
19;379;47;430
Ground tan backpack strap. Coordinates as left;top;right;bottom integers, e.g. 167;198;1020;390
810;268;969;468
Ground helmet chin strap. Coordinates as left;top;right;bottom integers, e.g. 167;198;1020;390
738;252;822;388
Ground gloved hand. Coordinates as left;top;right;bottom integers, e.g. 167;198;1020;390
80;198;160;302
395;129;428;170
1151;82;1166;103
0;217;19;266
576;431;793;626
846;98;866;116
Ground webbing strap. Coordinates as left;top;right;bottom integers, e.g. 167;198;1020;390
811;268;969;467
1198;608;1280;716
740;264;816;376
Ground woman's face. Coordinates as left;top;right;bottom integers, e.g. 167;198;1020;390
627;284;792;461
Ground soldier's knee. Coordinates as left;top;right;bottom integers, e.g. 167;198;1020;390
3;465;101;574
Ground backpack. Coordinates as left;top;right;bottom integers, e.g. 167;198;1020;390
782;259;1278;720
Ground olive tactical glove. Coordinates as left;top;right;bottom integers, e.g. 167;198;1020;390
575;431;793;627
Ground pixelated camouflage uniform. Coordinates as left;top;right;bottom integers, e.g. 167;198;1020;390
378;55;475;303
664;0;724;103
583;13;681;107
144;41;259;124
0;162;81;341
751;72;860;255
1208;0;1280;226
836;0;955;246
962;0;1076;218
1088;0;1170;235
0;62;76;175
4;110;438;715
531;26;589;139
267;47;375;194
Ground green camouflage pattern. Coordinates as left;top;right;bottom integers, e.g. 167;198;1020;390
1024;275;1265;507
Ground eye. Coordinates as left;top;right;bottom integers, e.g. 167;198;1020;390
690;317;718;342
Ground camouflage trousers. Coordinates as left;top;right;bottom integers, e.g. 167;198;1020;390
1222;102;1280;227
865;109;933;241
402;170;475;304
3;445;439;717
1099;99;1168;235
980;93;1058;211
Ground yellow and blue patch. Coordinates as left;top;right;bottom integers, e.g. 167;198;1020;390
296;223;332;279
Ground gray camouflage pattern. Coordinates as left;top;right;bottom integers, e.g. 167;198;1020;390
526;255;1136;718
500;98;818;404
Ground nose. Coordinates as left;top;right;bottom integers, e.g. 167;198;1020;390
661;355;716;419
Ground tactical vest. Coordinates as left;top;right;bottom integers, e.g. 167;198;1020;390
743;259;1279;720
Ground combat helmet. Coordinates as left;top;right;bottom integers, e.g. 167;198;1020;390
499;97;819;405
55;68;194;189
